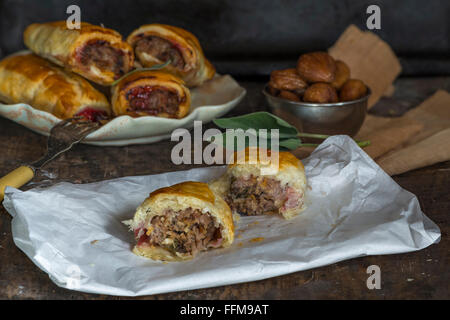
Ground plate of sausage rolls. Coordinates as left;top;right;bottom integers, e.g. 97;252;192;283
0;22;245;146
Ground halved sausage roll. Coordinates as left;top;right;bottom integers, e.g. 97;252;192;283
24;21;134;85
127;24;215;87
125;181;234;261
210;147;307;219
0;53;110;120
111;70;191;118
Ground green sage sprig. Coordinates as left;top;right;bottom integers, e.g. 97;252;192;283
212;111;370;150
110;59;172;86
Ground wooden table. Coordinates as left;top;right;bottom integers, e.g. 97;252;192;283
0;77;449;299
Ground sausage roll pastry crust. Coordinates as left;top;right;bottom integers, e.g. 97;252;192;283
111;70;191;118
24;21;134;85
210;147;307;219
0;53;110;120
125;181;234;261
127;24;215;87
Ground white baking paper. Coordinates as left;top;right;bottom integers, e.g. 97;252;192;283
3;136;440;296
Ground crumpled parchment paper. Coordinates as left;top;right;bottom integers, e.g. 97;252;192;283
3;136;440;296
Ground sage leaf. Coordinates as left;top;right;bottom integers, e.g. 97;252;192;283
279;138;303;150
212;111;371;151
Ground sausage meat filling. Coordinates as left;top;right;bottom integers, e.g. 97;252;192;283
136;208;223;256
226;175;302;215
125;85;180;116
78;40;126;79
135;36;185;69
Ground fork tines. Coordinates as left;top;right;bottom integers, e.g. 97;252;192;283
51;117;100;138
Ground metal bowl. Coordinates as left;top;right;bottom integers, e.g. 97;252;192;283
263;85;370;137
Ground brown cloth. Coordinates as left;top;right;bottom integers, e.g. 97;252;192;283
329;25;402;108
355;116;424;159
293;114;422;161
375;90;450;175
399;90;450;145
377;128;450;176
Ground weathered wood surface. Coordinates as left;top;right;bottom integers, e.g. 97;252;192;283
0;77;449;299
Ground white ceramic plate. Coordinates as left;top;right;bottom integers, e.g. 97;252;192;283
0;74;246;146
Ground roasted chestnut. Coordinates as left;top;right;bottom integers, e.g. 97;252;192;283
269;68;307;91
278;90;301;102
296;52;336;83
303;83;338;103
331;60;350;89
339;79;367;101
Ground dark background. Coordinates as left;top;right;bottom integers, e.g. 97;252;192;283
0;0;448;77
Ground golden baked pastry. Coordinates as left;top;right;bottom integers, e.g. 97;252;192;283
210;147;307;219
127;24;215;87
24;21;134;85
0;53;110;120
125;181;234;261
110;70;191;118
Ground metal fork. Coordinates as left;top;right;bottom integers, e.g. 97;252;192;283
0;117;99;201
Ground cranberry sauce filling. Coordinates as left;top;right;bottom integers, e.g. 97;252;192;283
78;40;126;79
125;85;180;116
75;107;109;122
135;35;185;69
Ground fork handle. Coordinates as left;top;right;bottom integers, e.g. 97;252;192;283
0;166;35;202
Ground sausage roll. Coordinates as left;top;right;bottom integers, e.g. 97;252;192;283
127;24;215;87
124;181;234;261
111;70;191;118
0;53;110;120
24;21;134;85
210;147;307;219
